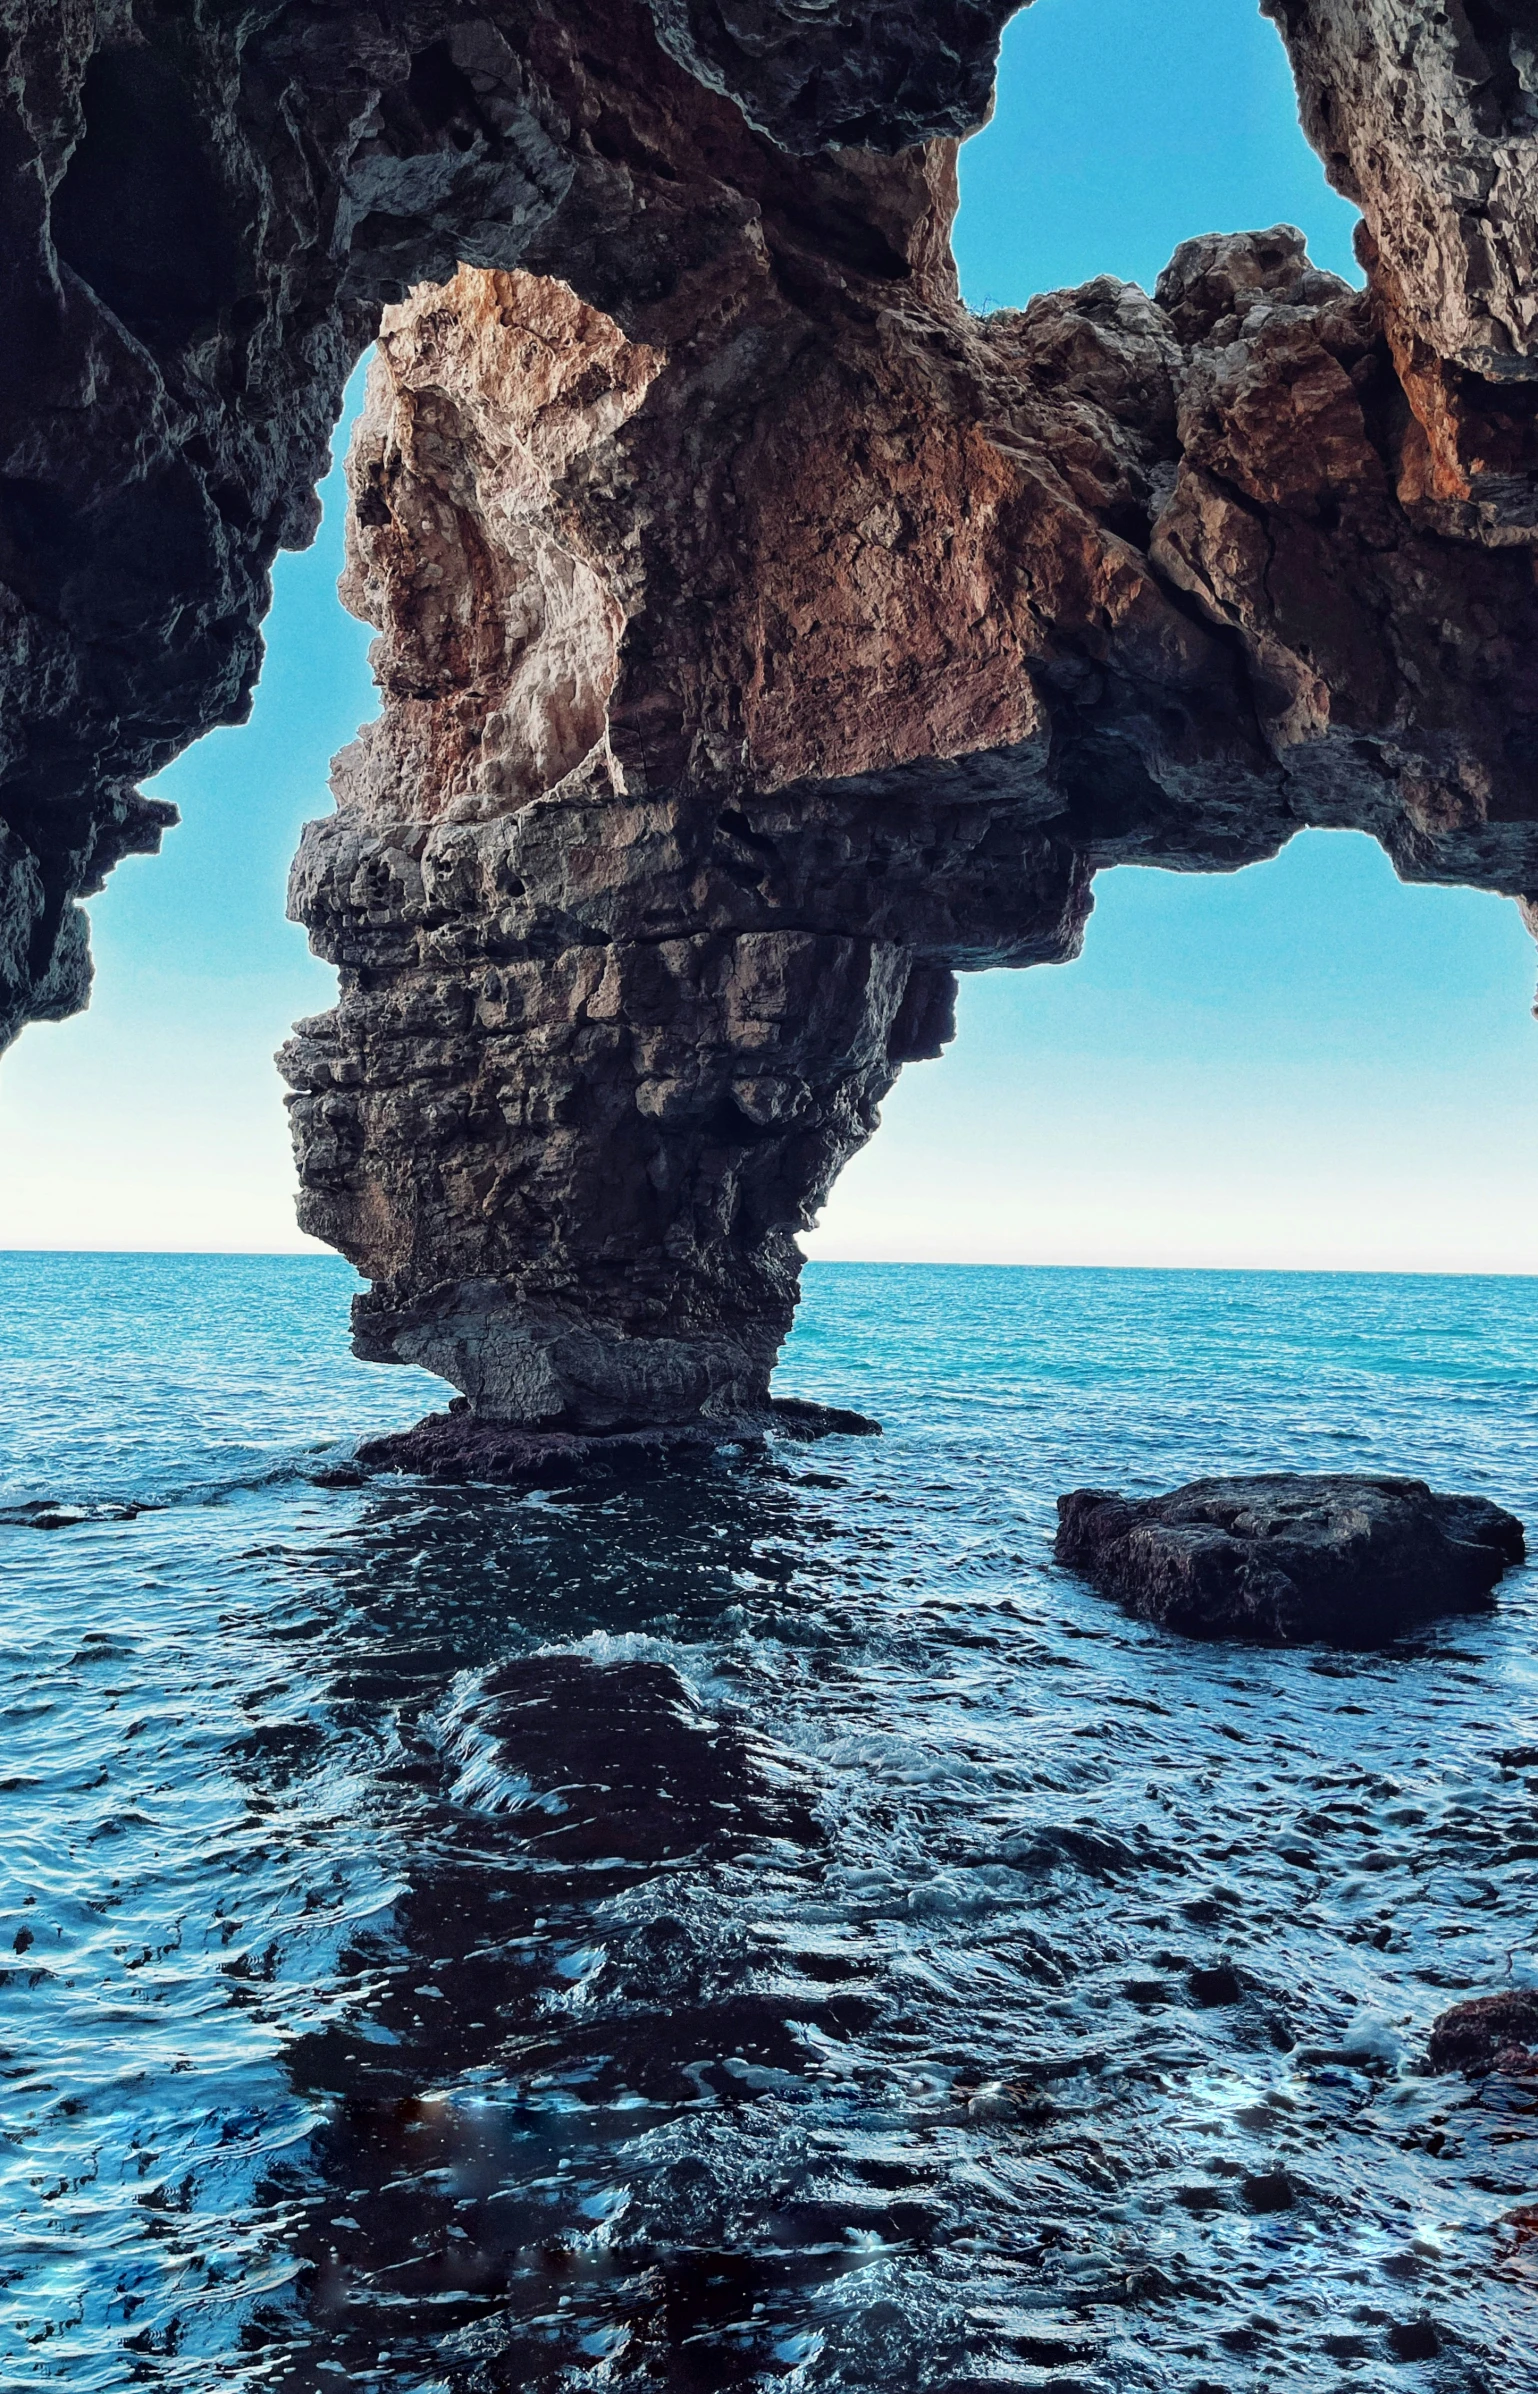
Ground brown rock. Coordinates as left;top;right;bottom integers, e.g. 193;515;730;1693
1427;1989;1538;2076
285;219;1538;1424
0;2;1011;1049
1269;0;1538;384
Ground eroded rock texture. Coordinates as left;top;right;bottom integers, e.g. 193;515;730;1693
1428;1987;1538;2075
5;3;1538;1427
1268;0;1538;540
284;205;1538;1424
0;0;1007;1049
1055;1474;1525;1642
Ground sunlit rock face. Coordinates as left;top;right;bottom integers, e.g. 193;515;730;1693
4;3;1538;1423
284;202;1538;1424
0;0;1008;1052
1268;0;1538;541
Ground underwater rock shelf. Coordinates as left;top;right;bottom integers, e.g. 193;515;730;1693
345;1394;880;1485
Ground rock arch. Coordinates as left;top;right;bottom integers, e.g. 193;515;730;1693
3;4;1538;1430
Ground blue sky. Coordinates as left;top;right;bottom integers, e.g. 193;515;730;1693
2;0;1535;1270
954;0;1361;296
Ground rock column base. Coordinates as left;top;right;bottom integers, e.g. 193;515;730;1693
342;1394;880;1486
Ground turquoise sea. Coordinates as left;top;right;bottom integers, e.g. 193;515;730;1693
3;1254;1538;2390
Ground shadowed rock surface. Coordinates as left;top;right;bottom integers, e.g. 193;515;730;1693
0;0;1011;1054
6;5;1538;1426
352;1391;879;1482
1274;0;1538;538
1428;1987;1538;2075
1054;1474;1526;1643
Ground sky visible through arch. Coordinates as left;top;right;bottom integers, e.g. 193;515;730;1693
1;0;1535;1271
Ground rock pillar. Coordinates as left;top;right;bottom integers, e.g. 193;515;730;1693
284;221;1538;1427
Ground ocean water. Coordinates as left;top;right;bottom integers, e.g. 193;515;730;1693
3;1253;1538;2393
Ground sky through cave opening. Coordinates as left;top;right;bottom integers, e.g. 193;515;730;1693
0;0;1533;1275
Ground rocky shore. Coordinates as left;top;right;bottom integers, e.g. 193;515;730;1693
344;1392;879;1485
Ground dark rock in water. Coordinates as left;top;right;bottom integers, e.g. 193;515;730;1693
1427;1990;1538;2077
353;1394;878;1484
0;1498;153;1530
1386;2321;1441;2364
763;1396;882;1442
1188;1964;1244;2008
442;1654;820;1861
1054;1475;1524;1644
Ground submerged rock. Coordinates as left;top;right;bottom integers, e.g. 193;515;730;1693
441;1653;822;1859
353;1394;878;1484
1054;1475;1524;1644
1427;1990;1538;2078
0;1498;155;1531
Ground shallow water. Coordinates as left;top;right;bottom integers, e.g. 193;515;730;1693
4;1254;1538;2392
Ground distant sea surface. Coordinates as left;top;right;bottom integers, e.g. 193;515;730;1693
4;1253;1538;2391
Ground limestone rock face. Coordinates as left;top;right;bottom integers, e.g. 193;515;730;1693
285;212;1538;1423
5;5;1538;1425
1270;0;1538;380
639;0;1019;150
1267;0;1538;546
0;0;1006;1051
1055;1475;1526;1642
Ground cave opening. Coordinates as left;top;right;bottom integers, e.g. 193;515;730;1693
1;0;1533;1308
9;7;1538;2383
804;827;1538;1278
8;14;1533;2374
800;0;1533;1288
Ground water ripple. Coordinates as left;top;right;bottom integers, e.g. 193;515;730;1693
2;1256;1538;2387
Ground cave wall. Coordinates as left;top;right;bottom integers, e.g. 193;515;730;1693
282;220;1538;1423
0;0;1014;1051
4;3;1538;1427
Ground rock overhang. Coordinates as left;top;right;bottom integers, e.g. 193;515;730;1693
3;3;1538;1426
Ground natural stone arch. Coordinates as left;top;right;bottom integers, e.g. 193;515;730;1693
283;208;1538;1430
3;3;1538;1433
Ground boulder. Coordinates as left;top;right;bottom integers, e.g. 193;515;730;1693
1427;1990;1538;2078
1054;1475;1524;1644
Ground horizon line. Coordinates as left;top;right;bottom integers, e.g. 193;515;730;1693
2;1248;1536;1284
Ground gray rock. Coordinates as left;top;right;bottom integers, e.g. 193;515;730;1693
640;0;1018;151
1054;1474;1525;1643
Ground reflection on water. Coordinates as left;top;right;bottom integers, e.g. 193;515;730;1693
4;1258;1538;2389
